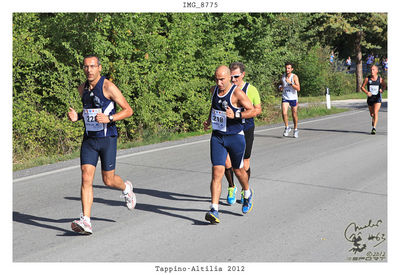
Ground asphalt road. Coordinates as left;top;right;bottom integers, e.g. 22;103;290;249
13;104;387;263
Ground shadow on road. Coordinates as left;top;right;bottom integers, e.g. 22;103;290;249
300;127;387;135
254;133;284;139
12;211;115;236
93;185;210;202
65;186;242;226
118;162;210;176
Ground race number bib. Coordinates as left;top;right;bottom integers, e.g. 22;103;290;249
284;88;292;94
211;108;226;132
83;108;104;131
369;85;379;95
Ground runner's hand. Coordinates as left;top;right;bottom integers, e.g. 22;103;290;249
203;120;211;131
225;106;234;119
96;113;110;123
68;107;78;122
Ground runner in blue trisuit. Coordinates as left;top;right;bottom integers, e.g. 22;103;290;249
68;55;136;234
203;65;255;224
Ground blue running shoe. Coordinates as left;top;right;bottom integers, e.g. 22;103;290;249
205;208;220;224
242;189;254;214
227;185;237;205
240;190;244;204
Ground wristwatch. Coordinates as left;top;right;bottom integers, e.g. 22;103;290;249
108;115;114;122
235;110;242;119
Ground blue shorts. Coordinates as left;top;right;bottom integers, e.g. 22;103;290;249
80;136;117;171
210;131;245;169
282;99;298;107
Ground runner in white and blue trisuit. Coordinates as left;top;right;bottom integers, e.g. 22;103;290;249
67;55;136;234
279;62;301;138
361;65;385;135
203;65;255;224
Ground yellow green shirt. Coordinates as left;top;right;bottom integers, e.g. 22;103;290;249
241;83;261;106
241;82;260;131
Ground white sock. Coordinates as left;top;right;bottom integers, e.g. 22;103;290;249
123;182;131;195
82;215;90;223
243;189;251;199
211;204;219;211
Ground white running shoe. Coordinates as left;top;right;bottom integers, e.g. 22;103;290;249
121;180;136;210
283;126;291;137
293;129;299;138
71;214;93;235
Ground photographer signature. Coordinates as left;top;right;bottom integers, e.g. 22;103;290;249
344;219;386;254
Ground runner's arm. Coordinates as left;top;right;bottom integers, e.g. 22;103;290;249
380;77;385;93
203;86;215;131
228;88;254;119
279;77;284;91
98;80;133;123
67;84;85;122
203;106;212;131
253;103;262;117
292;75;300;92
361;78;372;96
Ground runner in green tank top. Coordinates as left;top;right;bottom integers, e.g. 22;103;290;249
224;62;261;206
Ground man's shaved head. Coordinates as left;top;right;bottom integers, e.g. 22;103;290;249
215;65;231;76
215;65;232;92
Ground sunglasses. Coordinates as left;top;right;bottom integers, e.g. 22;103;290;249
231;74;242;79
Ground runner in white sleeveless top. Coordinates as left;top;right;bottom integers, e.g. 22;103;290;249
279;62;301;138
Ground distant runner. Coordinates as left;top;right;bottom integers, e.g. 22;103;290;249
361;65;385;135
279;62;301;138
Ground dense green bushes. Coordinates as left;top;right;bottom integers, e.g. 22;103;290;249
295;45;355;97
12;13;357;164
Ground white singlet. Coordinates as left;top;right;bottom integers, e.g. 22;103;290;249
282;74;298;101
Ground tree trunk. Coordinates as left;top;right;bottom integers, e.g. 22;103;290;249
355;31;363;92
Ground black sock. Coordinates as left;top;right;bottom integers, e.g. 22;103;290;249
225;167;235;188
246;167;251;181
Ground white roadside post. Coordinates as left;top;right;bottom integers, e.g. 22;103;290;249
326;87;331;109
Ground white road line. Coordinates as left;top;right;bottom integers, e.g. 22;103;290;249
13;110;365;183
255;109;365;133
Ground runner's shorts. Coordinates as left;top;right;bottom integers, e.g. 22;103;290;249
367;94;382;106
282;99;298;107
244;127;255;159
80;136;117;171
210;131;245;169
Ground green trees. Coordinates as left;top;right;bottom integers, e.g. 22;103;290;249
309;13;387;92
12;13;386;164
